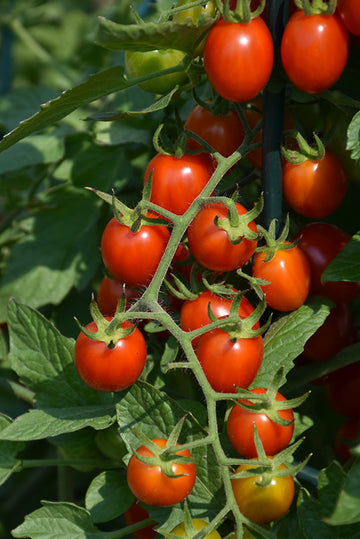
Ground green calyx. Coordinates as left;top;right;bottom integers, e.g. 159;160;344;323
75;297;136;349
294;0;337;16
255;215;300;262
217;0;265;24
214;195;262;245
282;131;325;165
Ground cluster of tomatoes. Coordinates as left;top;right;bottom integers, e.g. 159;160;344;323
72;0;360;535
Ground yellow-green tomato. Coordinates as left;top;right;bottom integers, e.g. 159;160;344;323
173;0;216;56
166;519;221;539
124;49;188;94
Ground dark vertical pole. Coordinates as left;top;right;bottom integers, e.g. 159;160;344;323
0;1;14;96
261;0;288;233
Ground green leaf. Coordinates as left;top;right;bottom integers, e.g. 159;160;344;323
254;297;332;388
0;414;25;485
85;471;134;524
94;120;153;146
0;135;64;174
322;231;360;283
0;66;129;154
324;460;360;525
95;16;213;54
0;187;101;321
0;407;115;441
347;110;360;161
7;300;112;408
0;86;57;132
11;501;112;539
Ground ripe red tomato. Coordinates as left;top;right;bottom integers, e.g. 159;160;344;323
195;329;263;392
282;149;347;218
226;388;294;458
185;104;245;157
124;500;157;539
101;215;170;288
97;276;140;317
303;302;356;361
188;202;258;272
74;319;147;392
325;361;360;418
334;419;359;463
126;438;196;507
203;17;274;102
231;460;295;523
281;10;349;94
143;152;215;216
252;242;311;311
297;222;360;304
180;289;259;345
337;0;360;37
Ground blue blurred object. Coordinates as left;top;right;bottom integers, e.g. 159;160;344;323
137;0;156;18
0;5;13;95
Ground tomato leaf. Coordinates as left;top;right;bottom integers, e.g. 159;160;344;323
322;231;360;283
0;414;25;485
347;110;360;161
96;16;213;54
11;502;106;539
255;297;332;388
0;134;64;175
323;460;360;525
85;471;134;524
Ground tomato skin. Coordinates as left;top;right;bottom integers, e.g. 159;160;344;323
252;243;311;311
126;438;196;507
166;519;221;539
227;388;294;458
204;18;274;102
144;153;215;216
125;49;188;94
303;302;356;361
188;202;258;272
185;105;245;157
337;0;360;37
325;361;360;418
124;500;157;539
97;276;140;317
281;10;349;94
195;329;263;392
297;222;360;304
282;150;347;218
180;290;259;345
101;216;170;288
74;319;147;392
334;419;359;463
231;461;295;523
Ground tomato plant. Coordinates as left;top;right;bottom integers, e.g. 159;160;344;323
166;519;221;539
124;500;157;539
297;222;360;304
126;438;196;507
334;419;359;463
187;202;258;272
74;319;147;392
231;461;295;524
203;17;274;102
97;276;140;317
227;388;294;458
281;9;349;94
282;149;347;218
143;152;215;216
101;215;170;288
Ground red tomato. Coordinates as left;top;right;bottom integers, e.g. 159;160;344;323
231;460;295;523
195;329;263;392
337;0;360;37
227;388;294;458
303;302;356;361
101;215;170;288
185;105;245;157
74;319;147;392
124;500;157;539
126;438;196;507
297;222;360;304
281;10;349;94
203;17;274;102
97;276;140;317
325;361;360;418
188;202;258;272
180;289;259;345
252;242;311;311
143;153;215;216
334;419;359;463
282;149;347;218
